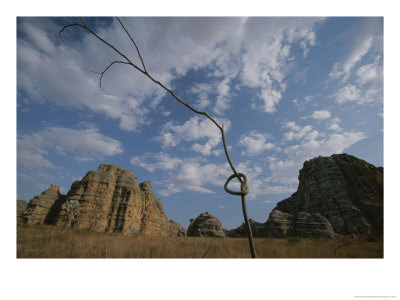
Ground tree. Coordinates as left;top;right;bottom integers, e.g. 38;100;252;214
59;17;257;258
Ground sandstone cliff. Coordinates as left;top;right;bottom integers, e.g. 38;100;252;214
226;219;267;237
22;164;180;236
228;154;383;238
268;154;383;237
168;220;187;237
22;184;66;225
17;200;28;217
187;212;225;238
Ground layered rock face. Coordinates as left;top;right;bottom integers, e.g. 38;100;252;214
56;165;169;235
187;212;225;238
226;219;268;238
17;200;28;217
263;211;335;238
265;154;383;237
137;181;170;236
22;184;66;225
227;154;383;238
168;220;187;237
22;164;177;236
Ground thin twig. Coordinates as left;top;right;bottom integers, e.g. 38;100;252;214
84;60;131;91
116;17;147;73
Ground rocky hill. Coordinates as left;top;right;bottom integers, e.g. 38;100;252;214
22;184;66;225
21;164;183;236
187;212;225;238
20;154;383;238
17;200;28;217
167;220;187;237
228;154;383;238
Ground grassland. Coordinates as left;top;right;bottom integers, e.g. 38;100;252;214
17;224;383;258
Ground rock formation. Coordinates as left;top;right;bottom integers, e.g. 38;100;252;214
21;164;183;236
268;154;383;237
264;211;335;238
187;212;225;238
22;184;66;225
228;154;383;238
226;219;268;238
17;200;28;217
168;220;187;237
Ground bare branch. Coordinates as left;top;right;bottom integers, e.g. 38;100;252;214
116;17;147;73
84;60;131;91
59;23;84;43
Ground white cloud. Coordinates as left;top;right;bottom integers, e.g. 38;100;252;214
214;76;234;114
333;59;382;105
240;18;322;113
17;127;123;169
334;84;362;103
328;123;341;131
161;110;171;117
18;17;325;137
239;131;274;156
283;122;314;141
327;117;343;132
17;20;154;132
356;59;379;84
153;129;180;148
329;18;382;83
155;116;230;156
190;83;212;110
330;36;373;82
293;95;314;111
312;110;331;120
130;152;182;173
158;160;230;196
17;142;56;170
263;122;367;190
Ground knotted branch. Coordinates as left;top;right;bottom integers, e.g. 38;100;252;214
59;17;257;258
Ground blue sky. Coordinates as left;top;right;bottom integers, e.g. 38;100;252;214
17;16;383;230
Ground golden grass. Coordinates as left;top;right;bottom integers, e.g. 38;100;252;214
17;225;383;258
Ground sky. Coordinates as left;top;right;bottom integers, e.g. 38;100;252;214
16;16;384;230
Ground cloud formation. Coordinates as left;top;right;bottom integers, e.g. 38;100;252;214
18;127;123;169
18;17;324;133
329;18;381;82
239;131;275;156
155;116;230;156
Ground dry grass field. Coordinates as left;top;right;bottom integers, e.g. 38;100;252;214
17;224;383;258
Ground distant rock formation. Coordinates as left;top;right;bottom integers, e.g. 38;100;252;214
228;154;383;238
226;219;267;238
168;220;187;237
17;200;28;217
21;164;183;236
22;184;66;225
187;212;225;238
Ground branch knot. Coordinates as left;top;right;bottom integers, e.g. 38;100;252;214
224;173;249;196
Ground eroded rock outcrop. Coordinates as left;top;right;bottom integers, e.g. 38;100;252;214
22;184;66;225
228;154;383;238
266;154;383;237
17;200;28;217
187;212;225;238
55;165;169;235
226;219;268;237
168;220;187;237
22;164;181;236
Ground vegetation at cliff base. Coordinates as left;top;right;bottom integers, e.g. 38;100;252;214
17;225;383;259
